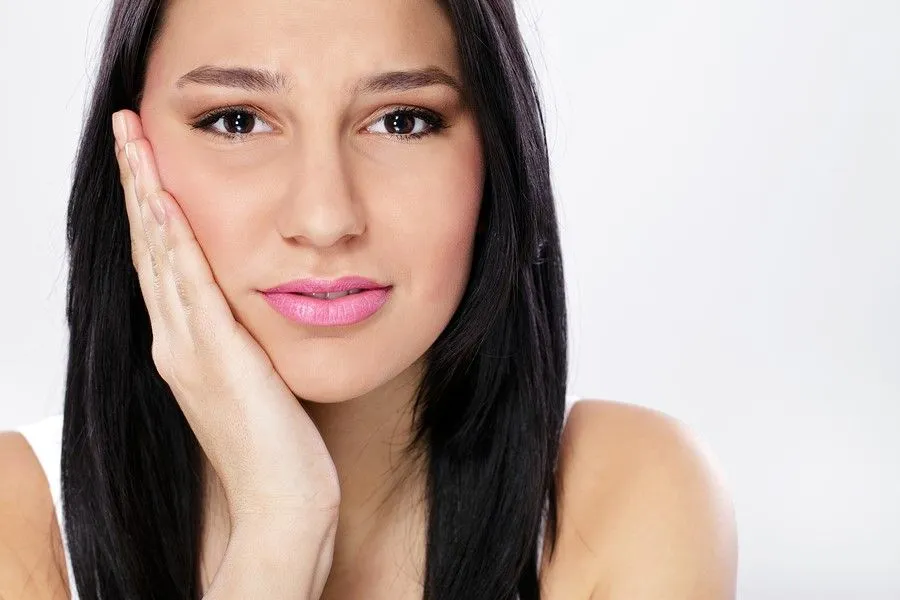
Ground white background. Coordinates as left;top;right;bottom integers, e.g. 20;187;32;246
1;1;898;598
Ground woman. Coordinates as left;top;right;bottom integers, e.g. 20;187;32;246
0;0;737;598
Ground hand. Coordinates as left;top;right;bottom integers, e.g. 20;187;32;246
111;110;341;525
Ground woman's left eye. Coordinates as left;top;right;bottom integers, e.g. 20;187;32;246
365;107;447;141
191;106;447;142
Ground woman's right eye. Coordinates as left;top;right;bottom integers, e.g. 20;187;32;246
191;107;275;140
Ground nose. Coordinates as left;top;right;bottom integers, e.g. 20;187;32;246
275;137;365;248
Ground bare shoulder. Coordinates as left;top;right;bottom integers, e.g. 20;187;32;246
560;399;738;599
0;429;70;599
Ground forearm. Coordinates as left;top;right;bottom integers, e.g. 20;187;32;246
202;516;338;600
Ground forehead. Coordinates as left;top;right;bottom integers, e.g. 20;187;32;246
147;0;460;93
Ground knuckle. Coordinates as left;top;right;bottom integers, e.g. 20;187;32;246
146;239;163;274
191;310;221;356
166;246;178;269
118;165;132;188
173;269;191;306
132;260;146;284
156;287;174;320
150;343;171;379
140;189;159;213
146;251;160;282
115;148;128;169
134;257;152;285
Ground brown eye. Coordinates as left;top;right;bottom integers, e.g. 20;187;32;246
366;107;447;141
221;110;256;134
192;107;274;139
383;112;417;135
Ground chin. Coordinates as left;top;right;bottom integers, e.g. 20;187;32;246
281;354;427;407
282;375;371;404
277;366;396;404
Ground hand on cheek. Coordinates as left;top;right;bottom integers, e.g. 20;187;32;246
110;109;343;524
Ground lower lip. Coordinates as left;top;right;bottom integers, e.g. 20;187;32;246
262;287;392;327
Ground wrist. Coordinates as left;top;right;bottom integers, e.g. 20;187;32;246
230;508;339;541
203;516;337;600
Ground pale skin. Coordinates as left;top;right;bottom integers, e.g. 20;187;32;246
0;399;738;599
0;0;738;597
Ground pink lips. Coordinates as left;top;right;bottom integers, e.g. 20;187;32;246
262;275;388;295
261;276;392;326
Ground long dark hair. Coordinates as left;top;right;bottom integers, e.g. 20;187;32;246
61;0;568;597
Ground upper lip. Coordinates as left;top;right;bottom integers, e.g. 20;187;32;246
262;276;390;294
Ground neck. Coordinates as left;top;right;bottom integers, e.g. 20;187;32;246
198;360;429;588
300;361;428;549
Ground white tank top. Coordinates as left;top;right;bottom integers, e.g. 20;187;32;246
15;393;582;598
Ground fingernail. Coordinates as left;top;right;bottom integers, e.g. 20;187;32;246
112;112;126;150
150;194;167;225
125;141;138;174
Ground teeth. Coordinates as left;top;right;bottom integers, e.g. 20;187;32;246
300;288;363;300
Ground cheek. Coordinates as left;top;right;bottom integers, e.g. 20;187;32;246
142;120;270;286
383;142;484;306
416;204;480;304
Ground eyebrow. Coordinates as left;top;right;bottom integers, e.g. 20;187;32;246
174;65;463;96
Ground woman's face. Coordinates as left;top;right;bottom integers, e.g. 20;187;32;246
139;0;484;401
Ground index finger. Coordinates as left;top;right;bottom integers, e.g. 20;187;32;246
112;110;152;272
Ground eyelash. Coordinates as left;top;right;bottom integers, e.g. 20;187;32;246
190;105;448;143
